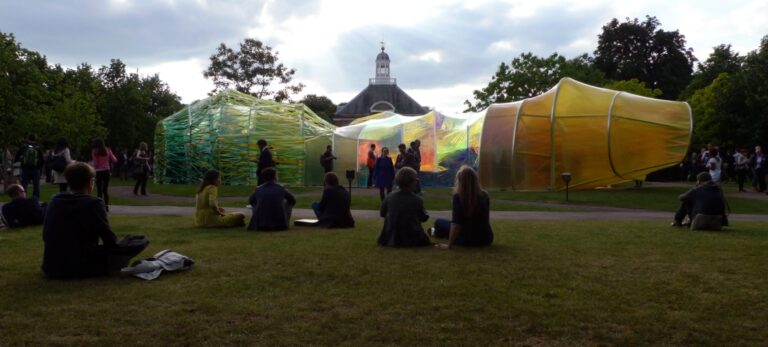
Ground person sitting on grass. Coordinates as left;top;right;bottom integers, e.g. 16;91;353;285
671;172;728;229
248;167;296;231
1;184;46;228
308;172;354;228
432;166;494;249
195;169;246;228
377;167;431;247
41;162;148;279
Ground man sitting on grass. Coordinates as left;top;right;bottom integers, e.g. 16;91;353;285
309;172;354;228
41;162;148;279
377;167;431;247
1;184;45;228
671;172;727;230
248;167;296;231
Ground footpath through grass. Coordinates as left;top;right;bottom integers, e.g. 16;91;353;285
1;216;766;345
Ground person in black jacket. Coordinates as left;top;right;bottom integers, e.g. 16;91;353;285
248;167;296;231
1;184;45;228
309;172;354;228
433;166;494;249
377;167;430;247
41;162;148;279
671;172;727;227
256;139;275;186
320;145;336;173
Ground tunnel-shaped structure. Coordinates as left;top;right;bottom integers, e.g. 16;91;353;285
479;78;692;190
154;90;335;186
331;111;485;187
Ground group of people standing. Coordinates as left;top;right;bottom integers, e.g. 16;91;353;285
682;143;768;193
365;140;423;201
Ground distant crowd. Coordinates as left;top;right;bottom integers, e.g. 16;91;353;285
680;143;767;193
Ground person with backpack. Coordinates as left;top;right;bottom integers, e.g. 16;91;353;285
91;138;117;211
48;138;74;193
14;134;45;199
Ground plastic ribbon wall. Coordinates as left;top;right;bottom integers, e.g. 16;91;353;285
331;111;484;187
479;78;692;190
154;90;335;186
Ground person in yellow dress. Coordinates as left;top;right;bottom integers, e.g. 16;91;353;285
195;169;245;228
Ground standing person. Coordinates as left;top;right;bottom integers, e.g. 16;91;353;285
705;146;722;183
91;138;117;211
373;147;395;201
395;143;417;171
248;167;296;231
308;172;354;228
256;139;274;186
118;149;130;180
132;142;150;196
41;162;148;279
320;145;336;174
432;166;494;249
14;134;44;199
752;146;766;192
377;167;431;247
49;138;74;193
366;143;376;188
410;140;422;194
734;148;750;192
195;169;246;228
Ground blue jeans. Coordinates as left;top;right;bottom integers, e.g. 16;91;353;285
433;218;452;239
21;168;41;199
311;201;321;219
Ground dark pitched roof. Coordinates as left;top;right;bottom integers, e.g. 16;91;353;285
334;84;427;118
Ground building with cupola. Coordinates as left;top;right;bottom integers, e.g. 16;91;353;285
333;44;429;126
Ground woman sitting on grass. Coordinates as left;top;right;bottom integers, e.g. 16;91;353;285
195;169;245;228
433;166;494;249
377;167;431;247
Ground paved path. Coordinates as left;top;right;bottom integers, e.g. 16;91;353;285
107;205;768;222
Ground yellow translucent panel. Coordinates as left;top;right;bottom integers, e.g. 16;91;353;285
478;77;692;191
551;79;617;190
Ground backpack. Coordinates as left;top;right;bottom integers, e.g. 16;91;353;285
21;145;40;168
47;153;68;172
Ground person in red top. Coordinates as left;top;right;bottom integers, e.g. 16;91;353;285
91;138;117;211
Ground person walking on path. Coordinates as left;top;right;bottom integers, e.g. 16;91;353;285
14;134;44;199
320;145;336;174
49;138;74;193
373;147;395;201
734;148;750;192
132;142;150;196
752;146;766;192
91;138;117;211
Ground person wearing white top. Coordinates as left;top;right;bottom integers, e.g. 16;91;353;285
706;147;722;183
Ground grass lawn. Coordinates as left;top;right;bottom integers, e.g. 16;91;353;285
1;216;766;345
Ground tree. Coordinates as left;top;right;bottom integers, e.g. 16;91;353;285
689;73;748;148
464;52;606;112
203;38;305;102
300;94;336;122
594;16;696;100
603;79;662;98
741;35;768;145
680;44;742;100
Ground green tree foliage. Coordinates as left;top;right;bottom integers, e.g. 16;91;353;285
680;44;742;100
97;59;182;151
741;35;768;145
464;52;606;112
603;79;662;98
299;94;336;122
203;38;305;102
594;16;695;100
689;73;748;148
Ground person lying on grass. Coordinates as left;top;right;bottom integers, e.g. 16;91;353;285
377;167;431;247
1;184;46;229
432;166;494;250
41;162;148;279
248;167;296;231
308;172;354;228
195;169;246;228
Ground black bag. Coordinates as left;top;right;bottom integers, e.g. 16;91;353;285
48;154;67;172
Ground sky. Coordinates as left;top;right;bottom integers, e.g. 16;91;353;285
1;0;767;115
